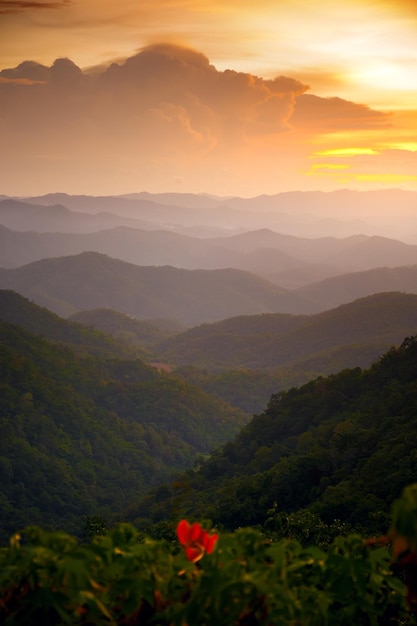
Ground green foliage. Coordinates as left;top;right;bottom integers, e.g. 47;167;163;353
136;336;417;537
264;504;352;548
0;319;247;541
82;516;108;540
175;366;280;414
0;504;414;626
155;293;417;371
69;307;183;350
0;290;140;359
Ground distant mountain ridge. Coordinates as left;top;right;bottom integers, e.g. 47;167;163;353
0;252;314;323
11;188;417;240
295;265;417;309
0;198;154;233
3;218;417;289
2;249;417;325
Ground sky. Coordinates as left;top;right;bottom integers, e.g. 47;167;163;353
0;0;416;197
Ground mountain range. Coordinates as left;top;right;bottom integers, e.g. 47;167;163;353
0;290;247;541
2;248;417;325
2;187;417;543
2;192;417;292
132;334;417;536
153;291;417;371
0;252;315;322
3;287;413;416
11;188;417;241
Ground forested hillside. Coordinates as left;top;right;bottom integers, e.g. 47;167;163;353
0;290;141;359
151;292;417;412
155;292;417;370
132;335;417;538
0;320;247;543
69;307;184;349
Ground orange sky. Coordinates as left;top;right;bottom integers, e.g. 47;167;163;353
0;0;416;196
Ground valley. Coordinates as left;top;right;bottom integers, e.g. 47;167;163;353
1;189;417;545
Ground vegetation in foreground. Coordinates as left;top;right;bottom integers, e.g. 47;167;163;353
1;483;417;625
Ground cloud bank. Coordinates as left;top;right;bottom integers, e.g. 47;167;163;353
0;44;406;195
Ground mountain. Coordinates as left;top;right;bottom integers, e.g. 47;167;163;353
69;308;183;349
295;265;417;310
153;292;417;370
0;198;154;233
0;224;339;288
0;224;208;270
0;317;247;542
0;251;315;322
133;335;417;536
214;230;417;272
22;189;417;240
0;290;140;358
3;220;417;288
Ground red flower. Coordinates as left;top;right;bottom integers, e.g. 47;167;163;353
176;520;218;562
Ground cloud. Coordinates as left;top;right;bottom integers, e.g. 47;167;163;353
0;60;50;80
0;58;83;81
0;43;404;195
0;0;71;14
291;94;391;130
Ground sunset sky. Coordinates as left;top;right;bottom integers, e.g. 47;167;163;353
0;0;416;197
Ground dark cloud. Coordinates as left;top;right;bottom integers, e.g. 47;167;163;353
49;57;83;81
0;60;50;81
0;0;71;13
0;57;84;85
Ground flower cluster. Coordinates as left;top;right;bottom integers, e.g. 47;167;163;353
176;520;219;563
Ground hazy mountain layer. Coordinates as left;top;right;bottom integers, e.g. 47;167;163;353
295;265;417;309
0;199;155;233
4;219;417;292
0;252;315;323
19;189;417;241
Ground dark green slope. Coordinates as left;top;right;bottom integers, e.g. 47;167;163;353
174;341;392;415
151;292;417;413
0;321;247;543
155;292;417;370
133;336;417;535
69;307;183;349
0;290;141;358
